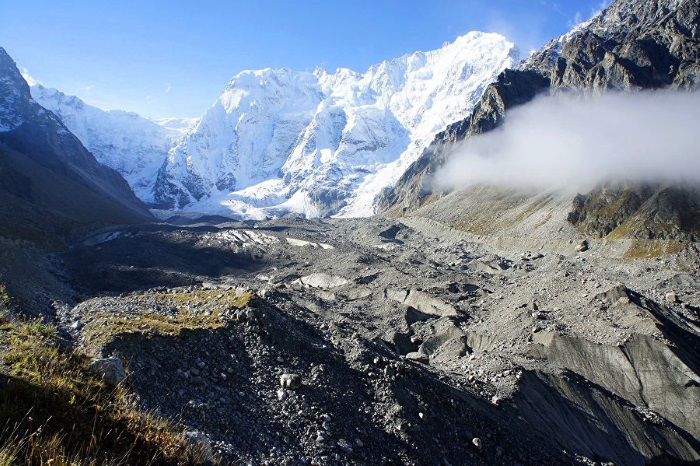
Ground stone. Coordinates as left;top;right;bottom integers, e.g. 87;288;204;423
406;352;429;363
338;438;353;453
277;389;288;401
472;437;482;450
184;430;214;465
88;357;126;385
666;292;679;303
315;431;328;444
280;373;302;390
575;240;589;252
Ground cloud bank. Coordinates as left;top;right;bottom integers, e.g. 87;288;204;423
433;91;700;192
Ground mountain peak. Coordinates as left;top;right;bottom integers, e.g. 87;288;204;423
0;47;33;132
152;32;518;217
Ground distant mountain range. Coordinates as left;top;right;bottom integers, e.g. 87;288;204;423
3;0;698;232
30;84;196;202
23;32;517;219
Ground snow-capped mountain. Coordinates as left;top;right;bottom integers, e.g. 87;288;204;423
154;117;200;136
155;31;518;218
30;84;196;203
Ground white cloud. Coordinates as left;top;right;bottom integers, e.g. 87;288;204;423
165;83;172;93
568;11;584;28
19;67;41;87
432;91;700;192
591;0;612;16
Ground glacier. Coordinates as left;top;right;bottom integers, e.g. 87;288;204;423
155;31;518;218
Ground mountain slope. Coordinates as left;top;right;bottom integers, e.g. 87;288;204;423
153;32;518;218
30;85;194;204
0;47;152;239
378;0;700;242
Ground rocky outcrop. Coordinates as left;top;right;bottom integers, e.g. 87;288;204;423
568;183;700;239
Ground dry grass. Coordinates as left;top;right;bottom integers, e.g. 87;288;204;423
82;289;254;350
0;318;214;465
0;285;11;313
621;240;686;260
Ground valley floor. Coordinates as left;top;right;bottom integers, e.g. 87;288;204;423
7;216;700;465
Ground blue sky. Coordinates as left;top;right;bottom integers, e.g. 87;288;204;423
0;1;610;119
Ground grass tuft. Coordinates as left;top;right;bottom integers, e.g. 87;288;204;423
0;318;214;465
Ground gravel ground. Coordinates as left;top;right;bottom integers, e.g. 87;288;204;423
56;216;700;465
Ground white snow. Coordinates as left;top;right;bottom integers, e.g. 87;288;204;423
23;31;517;218
30;84;185;203
286;237;334;249
157;31;518;218
154;117;199;136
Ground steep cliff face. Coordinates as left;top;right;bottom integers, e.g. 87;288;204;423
550;0;700;91
378;0;700;240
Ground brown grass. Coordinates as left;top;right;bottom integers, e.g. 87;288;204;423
82;289;254;350
0;319;215;465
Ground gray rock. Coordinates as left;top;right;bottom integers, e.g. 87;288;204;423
338;438;353;453
575;240;589;252
472;437;482;450
280;373;302;389
406;352;429;363
315;431;328;444
666;292;679;303
88;357;125;385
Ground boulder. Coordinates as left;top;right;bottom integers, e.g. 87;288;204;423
88;357;126;385
405;352;429;363
280;373;302;390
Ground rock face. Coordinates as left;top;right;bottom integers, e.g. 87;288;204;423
151;32;518;217
0;47;152;240
568;183;700;240
378;0;700;240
